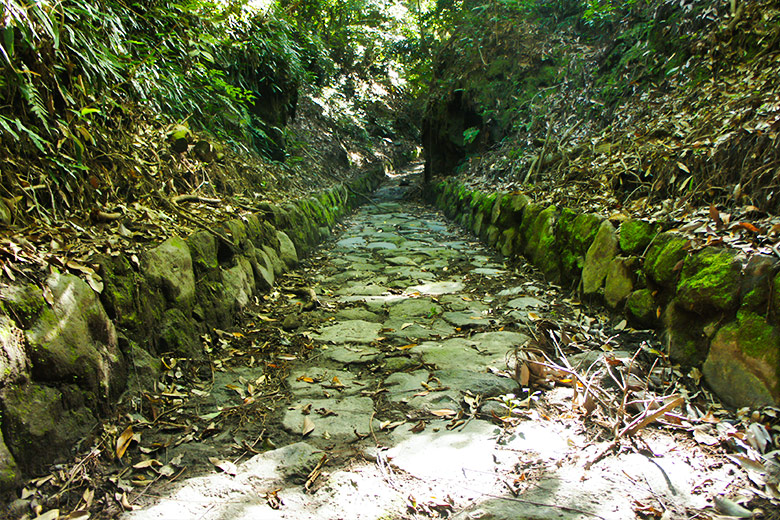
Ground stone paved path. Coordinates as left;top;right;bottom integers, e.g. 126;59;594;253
124;173;736;520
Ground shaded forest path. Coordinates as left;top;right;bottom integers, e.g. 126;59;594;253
116;167;741;520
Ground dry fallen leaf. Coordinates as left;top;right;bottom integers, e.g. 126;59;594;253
116;426;134;460
133;459;162;469
302;416;315;437
34;510;59;520
208;457;238;476
430;409;457;417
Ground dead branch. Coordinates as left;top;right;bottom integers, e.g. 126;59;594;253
172;194;222;205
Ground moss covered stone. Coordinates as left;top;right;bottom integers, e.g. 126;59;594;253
524;206;561;282
626;289;658;328
143;235;196;310
2;382;97;474
738;254;776;313
703;311;780;407
517;203;543;254
498;228;517;256
25;271;126;398
619;219;657;254
662;300;714;367
604;257;636;309
582;220;618;295
556;209;602;281
158;308;202;358
494;193;529;228
676;248;742;314
0;429;19;494
644;232;688;289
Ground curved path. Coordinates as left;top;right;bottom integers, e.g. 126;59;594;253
124;171;736;520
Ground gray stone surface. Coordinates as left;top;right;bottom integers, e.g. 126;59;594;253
277;230;299;268
282;396;377;438
314;320;382;344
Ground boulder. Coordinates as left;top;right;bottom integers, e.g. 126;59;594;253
662;301;715;367
739;254;777;313
0;313;28;387
25;272;125;399
582;220;618;295
524;206;560;282
703;311;780;407
0;429;19;495
186;230;219;278
676;248;742;315
644;232;688;289
556;210;602;281
158;308;201;358
625;289;658;328
618;220;657;255
0;382;96;474
492;193;528;228
277;231;298;268
125;341;162;392
604;257;635;309
263;245;286;278
96;254;163;337
143;235;196;310
222;256;255;309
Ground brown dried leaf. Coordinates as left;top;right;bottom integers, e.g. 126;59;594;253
302;416;315;437
116;426;134;460
208;457;238;476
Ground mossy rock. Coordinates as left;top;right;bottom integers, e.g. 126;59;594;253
494;193;529;228
739;254;777;313
582;220;618;295
0;283;46;328
517;203;543;254
222;255;255;310
96;254;164;335
604;257;636;309
498;228;518;256
223;218;250;251
662;300;715;367
486;225;500;247
618;220;657;255
676;248;742;315
0;313;29;387
157;308;202;358
626;289;658;328
556;210;602;281
473;211;485;237
0;428;20;494
25;271;126;399
125;340;162;392
1;382;96;474
143;235;196;311
703;311;780;407
525;206;561;282
644;232;689;289
186;230;219;278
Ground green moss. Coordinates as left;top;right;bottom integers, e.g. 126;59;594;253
619;220;657;254
644;233;689;288
556;210;602;278
729;310;778;359
626;289;656;326
676;248;741;314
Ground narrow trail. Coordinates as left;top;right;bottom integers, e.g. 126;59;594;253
120;167;739;520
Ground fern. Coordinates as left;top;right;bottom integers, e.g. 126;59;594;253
20;75;51;135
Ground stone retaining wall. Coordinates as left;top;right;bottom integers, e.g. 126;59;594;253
0;167;385;494
426;179;780;411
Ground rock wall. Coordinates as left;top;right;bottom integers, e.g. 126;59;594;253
426;179;780;410
0;167;385;495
